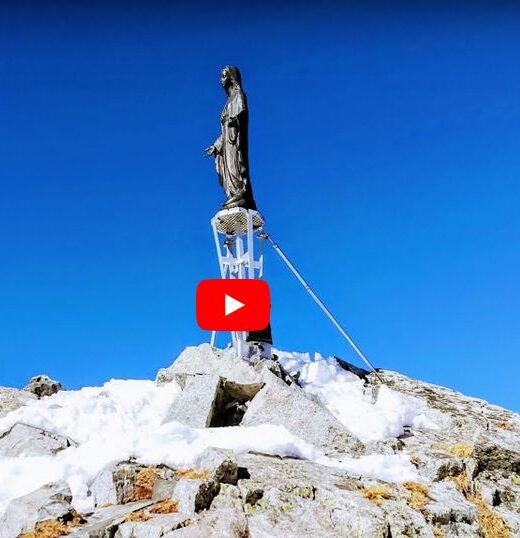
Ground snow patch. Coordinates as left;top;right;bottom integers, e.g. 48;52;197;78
0;350;429;516
276;350;439;442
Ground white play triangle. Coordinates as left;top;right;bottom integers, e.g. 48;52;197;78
225;294;245;317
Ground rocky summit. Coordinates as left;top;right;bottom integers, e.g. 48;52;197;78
0;344;519;538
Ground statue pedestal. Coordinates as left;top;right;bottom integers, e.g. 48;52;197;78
210;207;271;360
213;207;264;235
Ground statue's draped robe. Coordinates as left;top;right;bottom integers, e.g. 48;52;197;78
213;86;257;210
211;81;268;342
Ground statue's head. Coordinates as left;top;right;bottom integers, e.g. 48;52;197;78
220;65;242;90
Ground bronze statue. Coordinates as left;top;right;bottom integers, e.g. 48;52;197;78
205;66;257;211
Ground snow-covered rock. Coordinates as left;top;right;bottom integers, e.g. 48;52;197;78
0;481;73;538
156;344;260;386
0;386;35;419
0;343;519;537
0;423;76;457
241;373;363;455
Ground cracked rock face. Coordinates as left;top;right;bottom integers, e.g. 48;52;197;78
2;344;520;538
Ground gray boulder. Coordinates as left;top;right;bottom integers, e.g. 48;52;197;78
165;484;248;538
172;448;238;515
0;386;36;418
194;447;238;485
158;346;268;428
241;374;363;455
162;373;264;428
90;449;236;512
69;501;156;538
375;368;520;536
25;374;63;398
162;374;221;428
173;480;215;515
376;369;520;443
90;463;178;508
383;500;435;537
0;481;73;538
0;423;77;457
424;482;477;526
156;344;261;387
158;345;362;453
116;514;193;538
236;453;387;538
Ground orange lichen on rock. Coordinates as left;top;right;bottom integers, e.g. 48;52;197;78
361;485;392;505
131;467;158;501
496;421;514;431
175;469;210;480
18;510;86;538
124;510;151;523
403;481;431;511
150;499;179;514
18;520;70;538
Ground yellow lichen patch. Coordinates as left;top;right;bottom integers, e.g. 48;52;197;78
447;443;474;458
289;486;314;499
150;500;179;514
450;471;510;538
18;520;70;538
432;443;474;458
281;501;294;512
432;527;446;538
450;471;472;497
131;467;158;501
361;485;392;505
175;469;210;480
496;421;514;431
124;510;151;523
468;494;511;538
403;481;431;511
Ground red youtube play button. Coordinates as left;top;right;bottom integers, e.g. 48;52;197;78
196;279;270;331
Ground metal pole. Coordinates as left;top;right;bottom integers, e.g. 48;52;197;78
246;211;255;279
211;217;226;279
263;231;384;383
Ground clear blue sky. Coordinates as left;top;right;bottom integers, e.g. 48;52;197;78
1;2;519;411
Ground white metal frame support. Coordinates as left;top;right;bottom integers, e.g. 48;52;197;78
210;207;265;358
